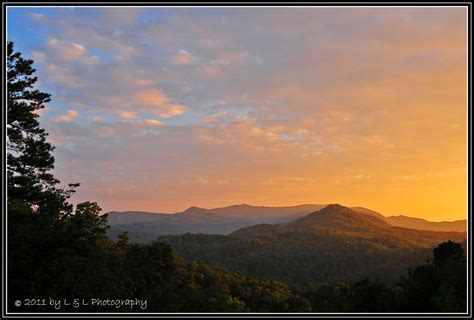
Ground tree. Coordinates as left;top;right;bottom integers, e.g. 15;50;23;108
7;41;79;222
432;240;464;267
398;241;466;312
7;42;109;311
351;278;396;312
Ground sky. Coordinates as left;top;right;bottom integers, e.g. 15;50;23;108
7;6;467;221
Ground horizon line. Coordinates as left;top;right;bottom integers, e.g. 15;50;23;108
103;202;467;223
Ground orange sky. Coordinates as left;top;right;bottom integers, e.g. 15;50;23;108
9;7;468;221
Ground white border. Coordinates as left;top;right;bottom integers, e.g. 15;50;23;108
3;2;472;318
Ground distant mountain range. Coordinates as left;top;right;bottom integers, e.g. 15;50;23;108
159;204;466;286
106;204;466;243
385;215;466;232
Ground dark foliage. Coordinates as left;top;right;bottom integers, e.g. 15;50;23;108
397;241;467;312
158;224;462;287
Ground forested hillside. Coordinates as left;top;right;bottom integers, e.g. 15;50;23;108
160;205;466;286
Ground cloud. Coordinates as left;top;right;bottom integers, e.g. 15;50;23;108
48;37;85;58
118;111;137;119
11;7;466;220
159;104;187;118
100;7;142;28
97;185;137;196
29;12;46;21
171;49;194;65
136;89;187;118
195;119;285;154
52;110;79;122
145;119;165;126
202;111;230;124
198;64;225;79
136;89;169;107
45;37;100;64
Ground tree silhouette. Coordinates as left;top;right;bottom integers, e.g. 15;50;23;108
7;41;78;215
398;241;466;312
432;240;464;267
7;42;109;311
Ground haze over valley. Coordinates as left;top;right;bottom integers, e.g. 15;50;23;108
106;203;466;287
106;203;467;243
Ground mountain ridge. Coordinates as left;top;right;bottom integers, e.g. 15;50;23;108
106;203;466;243
230;204;465;247
289;204;392;230
385;215;466;232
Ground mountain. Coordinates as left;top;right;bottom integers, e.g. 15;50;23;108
350;206;387;220
159;204;466;287
106;204;326;242
351;207;466;232
106;204;466;243
289;204;392;231
106;211;169;225
385;215;466;233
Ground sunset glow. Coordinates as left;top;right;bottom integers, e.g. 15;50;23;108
7;7;467;221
